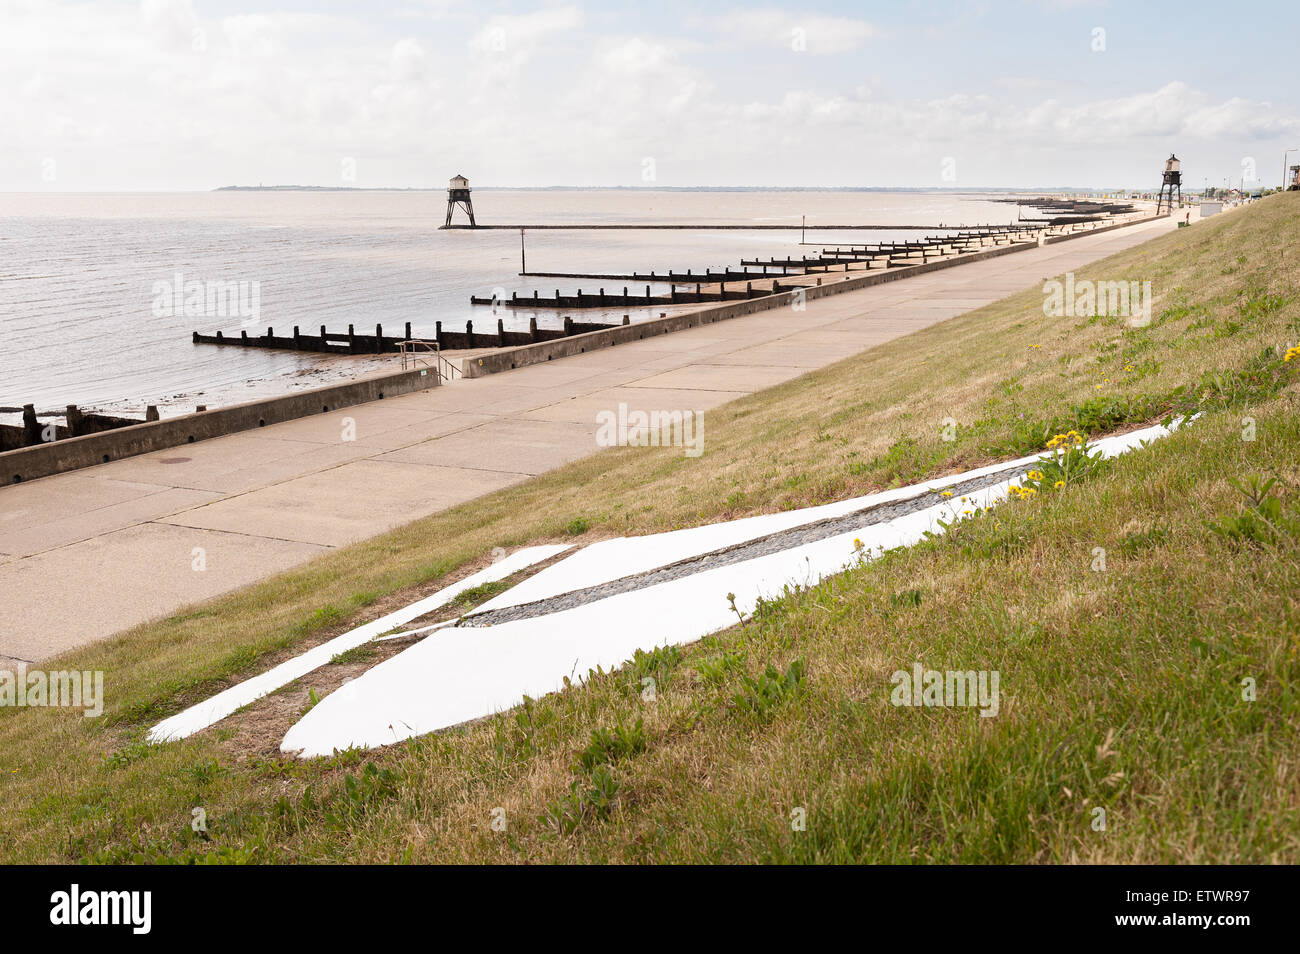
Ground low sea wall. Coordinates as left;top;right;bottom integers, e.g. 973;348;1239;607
2;365;438;485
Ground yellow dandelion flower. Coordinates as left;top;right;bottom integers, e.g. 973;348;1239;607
941;490;953;498
1054;480;1065;489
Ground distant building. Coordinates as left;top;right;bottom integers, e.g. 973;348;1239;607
445;175;476;227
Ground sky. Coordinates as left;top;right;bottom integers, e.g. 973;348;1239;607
2;0;1298;191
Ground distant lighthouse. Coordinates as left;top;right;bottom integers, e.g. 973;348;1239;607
444;175;476;227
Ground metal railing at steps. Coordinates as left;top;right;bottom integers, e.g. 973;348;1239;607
398;339;461;383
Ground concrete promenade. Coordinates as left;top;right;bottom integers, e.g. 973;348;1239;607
0;214;1177;663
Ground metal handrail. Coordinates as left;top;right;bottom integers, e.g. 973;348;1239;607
398;339;460;382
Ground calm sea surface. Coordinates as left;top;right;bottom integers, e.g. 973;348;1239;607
0;190;1034;419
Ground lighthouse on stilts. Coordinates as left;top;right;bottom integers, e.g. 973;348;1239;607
444;175;476;228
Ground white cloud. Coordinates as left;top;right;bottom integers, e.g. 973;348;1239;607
0;1;1295;190
720;8;877;54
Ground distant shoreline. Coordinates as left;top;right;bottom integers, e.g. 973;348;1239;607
213;185;1108;194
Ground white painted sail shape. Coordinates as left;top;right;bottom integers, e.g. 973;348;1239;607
147;544;571;743
281;420;1179;758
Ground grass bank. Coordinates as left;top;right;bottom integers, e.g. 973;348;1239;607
2;195;1298;863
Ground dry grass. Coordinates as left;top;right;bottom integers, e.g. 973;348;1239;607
2;194;1298;863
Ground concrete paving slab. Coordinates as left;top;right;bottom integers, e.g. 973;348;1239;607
489;360;622;388
163;441;381;495
348;411;500;452
92;433;336;488
633;364;809;392
386;382;545;414
0;523;328;662
707;341;870;368
0;487;221;558
157;458;529;547
240;404;447;445
377;418;594;476
0;473;179;534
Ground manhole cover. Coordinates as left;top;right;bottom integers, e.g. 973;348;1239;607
156;457;192;464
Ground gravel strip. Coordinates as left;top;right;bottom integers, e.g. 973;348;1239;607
461;461;1029;627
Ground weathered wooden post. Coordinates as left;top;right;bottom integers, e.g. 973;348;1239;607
563;316;573;336
529;316;538;342
65;405;84;438
375;323;383;354
405;322;412;341
348;324;356;353
435;321;443;350
146;406;159;422
293;326;301;349
466;320;475;349
497;318;505;344
22;404;40;446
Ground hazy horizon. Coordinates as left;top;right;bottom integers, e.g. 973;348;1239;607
3;0;1297;192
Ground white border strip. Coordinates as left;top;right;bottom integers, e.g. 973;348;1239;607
147;544;571;742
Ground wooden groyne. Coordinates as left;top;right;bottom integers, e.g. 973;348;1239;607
468;283;793;309
0;404;157;453
191;317;639;355
193;323;416;355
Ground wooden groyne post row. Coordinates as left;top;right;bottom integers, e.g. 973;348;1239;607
190;317;640;355
0;404;158;453
192;322;417;355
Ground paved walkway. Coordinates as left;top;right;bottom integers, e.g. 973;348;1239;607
0;215;1178;662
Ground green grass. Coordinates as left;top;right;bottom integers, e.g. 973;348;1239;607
2;195;1300;863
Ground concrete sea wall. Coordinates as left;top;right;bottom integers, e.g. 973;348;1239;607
1;366;438;485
